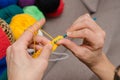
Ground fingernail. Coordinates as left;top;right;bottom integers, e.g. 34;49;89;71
86;13;90;17
67;32;72;36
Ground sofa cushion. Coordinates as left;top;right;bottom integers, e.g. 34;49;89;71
81;0;99;13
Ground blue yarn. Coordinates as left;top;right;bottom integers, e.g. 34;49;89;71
0;5;23;24
93;17;97;21
0;0;18;9
0;57;7;76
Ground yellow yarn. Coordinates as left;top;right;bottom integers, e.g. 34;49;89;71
32;35;64;58
10;14;37;40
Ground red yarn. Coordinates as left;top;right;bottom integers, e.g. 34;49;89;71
46;0;64;17
0;27;10;59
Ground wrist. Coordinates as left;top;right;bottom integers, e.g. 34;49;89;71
90;53;115;80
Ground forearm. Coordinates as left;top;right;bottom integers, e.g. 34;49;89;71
90;53;115;80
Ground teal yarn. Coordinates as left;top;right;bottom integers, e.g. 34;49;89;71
0;0;18;9
0;69;7;80
0;5;23;24
23;6;45;21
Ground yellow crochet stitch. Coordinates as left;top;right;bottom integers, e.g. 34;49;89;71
32;35;64;58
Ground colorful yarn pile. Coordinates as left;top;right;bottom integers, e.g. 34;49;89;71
0;0;18;9
0;19;13;80
10;14;37;40
0;28;10;59
35;0;60;14
18;0;35;7
0;68;7;80
0;19;15;43
35;0;64;17
0;57;7;76
0;0;65;79
23;6;45;20
0;5;23;24
46;0;64;17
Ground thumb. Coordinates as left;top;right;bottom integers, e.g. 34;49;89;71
38;44;52;61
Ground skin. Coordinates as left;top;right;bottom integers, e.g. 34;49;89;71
7;19;52;80
58;14;115;80
7;14;115;80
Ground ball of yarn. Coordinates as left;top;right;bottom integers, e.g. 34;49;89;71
35;0;60;14
0;68;7;80
0;5;23;24
46;0;64;17
0;19;15;43
38;30;43;36
0;57;7;76
10;14;37;40
0;27;11;59
23;6;45;21
18;0;35;8
0;0;18;9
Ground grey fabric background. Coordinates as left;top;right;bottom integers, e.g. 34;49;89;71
42;0;120;80
81;0;100;13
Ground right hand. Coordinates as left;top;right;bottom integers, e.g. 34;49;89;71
59;14;106;67
58;14;115;80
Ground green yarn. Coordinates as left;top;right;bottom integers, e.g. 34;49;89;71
0;69;8;80
0;5;23;24
23;6;45;21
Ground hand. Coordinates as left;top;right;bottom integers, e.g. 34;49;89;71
6;19;52;80
58;14;115;80
59;14;106;67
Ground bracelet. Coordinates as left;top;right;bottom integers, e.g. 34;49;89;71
114;65;120;80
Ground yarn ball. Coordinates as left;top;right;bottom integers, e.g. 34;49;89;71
35;0;60;14
23;6;45;21
0;68;7;80
18;0;35;8
0;5;23;24
10;14;37;40
0;27;11;59
0;0;18;9
46;0;64;17
0;19;15;43
0;57;7;76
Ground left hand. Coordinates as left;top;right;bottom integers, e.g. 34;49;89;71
6;19;52;80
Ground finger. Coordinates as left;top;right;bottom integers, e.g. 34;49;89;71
72;13;90;25
6;46;12;66
67;29;105;50
29;44;43;51
15;18;46;47
34;36;50;46
58;39;80;53
38;44;52;61
58;39;90;58
29;36;50;48
67;29;95;41
67;14;90;32
67;14;102;33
